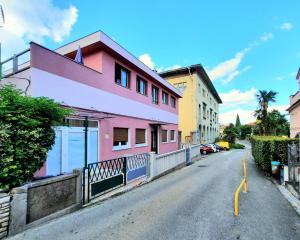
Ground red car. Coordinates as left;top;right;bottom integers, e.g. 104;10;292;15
200;144;214;154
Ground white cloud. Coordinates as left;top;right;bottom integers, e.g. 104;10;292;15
0;0;78;59
260;32;273;42
207;51;245;82
138;53;181;72
269;104;289;113
208;31;272;84
280;22;293;30
219;104;290;125
222;65;252;84
220;109;255;125
139;53;155;69
219;88;257;108
276;76;284;81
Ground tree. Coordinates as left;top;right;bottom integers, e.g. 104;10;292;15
255;90;278;135
0;85;71;189
235;114;241;127
223;124;239;143
240;125;252;139
267;110;289;136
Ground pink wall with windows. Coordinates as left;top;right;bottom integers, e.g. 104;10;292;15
79;50;178;115
31;43;179;116
99;115;178;160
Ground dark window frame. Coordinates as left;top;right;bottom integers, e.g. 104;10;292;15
136;76;148;96
162;91;169;105
152;85;159;105
170;96;176;108
115;63;131;88
161;129;168;143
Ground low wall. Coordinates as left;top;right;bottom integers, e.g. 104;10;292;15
0;193;10;239
154;149;186;177
9;169;82;236
191;144;201;159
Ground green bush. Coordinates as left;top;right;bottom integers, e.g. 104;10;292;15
230;143;245;149
0;85;71;190
251;136;299;173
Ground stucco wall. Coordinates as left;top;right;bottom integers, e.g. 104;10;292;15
163;73;220;144
290;104;300;137
99;115;178;160
164;74;195;143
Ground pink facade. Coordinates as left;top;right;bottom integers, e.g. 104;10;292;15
3;31;182;176
288;73;300;138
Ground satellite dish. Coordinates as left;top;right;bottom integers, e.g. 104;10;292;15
0;5;5;27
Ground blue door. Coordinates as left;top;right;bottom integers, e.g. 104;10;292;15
46;126;99;176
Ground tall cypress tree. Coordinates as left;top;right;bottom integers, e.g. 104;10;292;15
235;114;241;127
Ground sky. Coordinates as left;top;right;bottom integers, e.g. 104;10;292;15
0;0;300;124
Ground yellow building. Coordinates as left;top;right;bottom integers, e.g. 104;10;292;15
160;65;222;144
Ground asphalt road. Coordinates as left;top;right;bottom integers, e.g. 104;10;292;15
9;142;300;240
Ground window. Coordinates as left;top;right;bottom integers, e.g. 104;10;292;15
135;128;146;145
152;85;159;104
115;63;130;88
203;103;207;119
170;96;176;108
170;130;176;142
162;91;169;105
136;76;147;96
161;130;168;143
113;128;130;150
202;89;206;97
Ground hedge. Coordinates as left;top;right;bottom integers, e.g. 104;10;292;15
251;136;299;173
230;143;245;149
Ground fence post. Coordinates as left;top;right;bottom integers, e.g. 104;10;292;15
123;157;127;185
9;185;28;236
73;169;83;206
148;152;156;181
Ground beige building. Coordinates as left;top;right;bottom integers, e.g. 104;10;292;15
160;64;222;144
287;70;300;137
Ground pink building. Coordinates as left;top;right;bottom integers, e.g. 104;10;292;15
1;31;182;176
287;69;300;138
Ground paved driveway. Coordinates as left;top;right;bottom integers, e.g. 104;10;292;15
9;143;300;240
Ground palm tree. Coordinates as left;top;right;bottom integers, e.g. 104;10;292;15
255;90;278;135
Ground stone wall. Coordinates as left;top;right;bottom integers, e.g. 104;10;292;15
0;193;10;239
9;169;82;236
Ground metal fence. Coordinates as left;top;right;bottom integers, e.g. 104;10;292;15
83;153;150;204
288;143;300;194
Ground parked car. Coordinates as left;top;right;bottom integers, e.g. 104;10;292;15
206;144;218;153
213;143;223;152
216;141;230;151
200;144;214;154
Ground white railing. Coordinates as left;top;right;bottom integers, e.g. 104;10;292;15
152;149;186;178
190;144;201;159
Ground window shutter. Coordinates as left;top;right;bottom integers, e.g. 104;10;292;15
136;129;146;144
170;130;175;141
162;130;168;142
113;128;128;142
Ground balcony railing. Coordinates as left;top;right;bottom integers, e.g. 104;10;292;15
1;49;30;77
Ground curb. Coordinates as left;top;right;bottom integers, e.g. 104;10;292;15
271;179;300;216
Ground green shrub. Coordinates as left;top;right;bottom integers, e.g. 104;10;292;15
230;143;245;149
0;85;71;190
251;136;299;173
